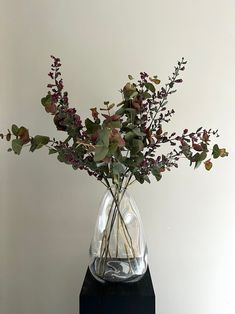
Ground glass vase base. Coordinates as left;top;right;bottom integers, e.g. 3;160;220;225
89;257;146;283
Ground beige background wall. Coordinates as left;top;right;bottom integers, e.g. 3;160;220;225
1;0;235;313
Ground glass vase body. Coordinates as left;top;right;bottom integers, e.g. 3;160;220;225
89;186;148;283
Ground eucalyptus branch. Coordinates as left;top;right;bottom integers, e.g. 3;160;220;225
0;55;227;185
148;57;186;131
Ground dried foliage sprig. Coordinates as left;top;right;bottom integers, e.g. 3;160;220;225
1;56;228;189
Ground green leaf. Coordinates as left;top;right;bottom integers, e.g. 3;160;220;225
99;164;109;176
12;139;23;155
144;82;155;93
107;120;121;129
98;127;110;147
131;139;144;154
112;162;125;175
125;108;137;113
212;144;220;159
191;151;207;169
94;127;110;161
107;103;115;110
132;127;146;138
41;93;52;107
11;124;19;136
128;74;134;80
108;142;118;155
144;175;151;183
154;172;162;181
30;135;49;152
49;148;57;155
34;135;49;145
123;83;137;99
192;151;207;163
134;172;145;184
135;153;145;165
142;91;152;99
194;160;202;169
94;145;109;162
114;148;124;163
125;131;136;141
115;107;125;115
201;143;208;151
181;142;192;159
199;151;207;161
57;153;65;163
85;118;101;134
151;166;162;181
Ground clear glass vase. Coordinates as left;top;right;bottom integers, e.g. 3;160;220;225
89;186;148;283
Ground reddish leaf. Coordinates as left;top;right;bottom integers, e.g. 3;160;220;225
101;114;121;122
204;159;213;171
90;107;99;120
18;127;30;144
110;129;125;147
202;130;209;142
45;102;57;114
193;143;203;152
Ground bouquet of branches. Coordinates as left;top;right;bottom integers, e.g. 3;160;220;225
1;56;229;282
1;56;228;193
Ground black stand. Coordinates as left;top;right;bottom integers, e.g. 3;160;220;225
79;267;155;314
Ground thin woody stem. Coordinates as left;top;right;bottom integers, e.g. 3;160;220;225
116;201;120;258
98;175;135;276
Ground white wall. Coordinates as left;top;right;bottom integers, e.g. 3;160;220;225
0;1;235;313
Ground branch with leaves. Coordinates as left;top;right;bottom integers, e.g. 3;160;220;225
0;56;228;190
